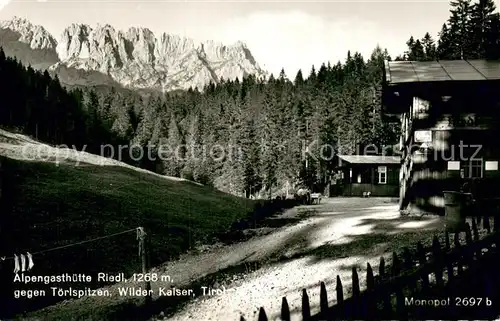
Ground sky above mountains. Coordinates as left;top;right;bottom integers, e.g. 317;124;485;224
1;0;495;77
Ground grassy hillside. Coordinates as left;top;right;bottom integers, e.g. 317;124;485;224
0;129;257;318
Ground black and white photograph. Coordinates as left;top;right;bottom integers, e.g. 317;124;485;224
1;0;500;320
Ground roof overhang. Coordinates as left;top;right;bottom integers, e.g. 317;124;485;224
383;80;500;114
382;60;500;114
337;155;401;165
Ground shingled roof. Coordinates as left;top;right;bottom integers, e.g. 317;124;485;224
384;60;500;85
337;155;401;165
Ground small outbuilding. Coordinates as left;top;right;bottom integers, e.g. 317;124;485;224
330;155;401;197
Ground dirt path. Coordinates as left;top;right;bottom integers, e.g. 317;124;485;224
150;197;446;321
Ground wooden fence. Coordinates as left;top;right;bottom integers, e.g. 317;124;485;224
0;156;3;201
242;215;500;320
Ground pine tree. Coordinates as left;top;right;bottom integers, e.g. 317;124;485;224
421;32;437;60
183;112;205;181
485;13;500;58
405;36;426;61
294;69;304;87
470;0;497;58
162;113;185;177
307;65;317;86
438;23;455;59
241;119;261;198
405;36;415;60
448;0;474;59
82;89;104;152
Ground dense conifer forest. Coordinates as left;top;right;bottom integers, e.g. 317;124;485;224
1;0;499;196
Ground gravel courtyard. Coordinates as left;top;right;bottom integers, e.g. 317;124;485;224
153;197;446;321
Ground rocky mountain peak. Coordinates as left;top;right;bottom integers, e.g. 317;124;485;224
0;16;267;91
0;16;57;50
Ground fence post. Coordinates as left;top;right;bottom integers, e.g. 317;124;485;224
366;263;375;290
395;287;407;320
402;248;412;271
391;252;400;276
351;267;360;318
336;275;344;304
465;223;473;249
379;256;385;278
138;227;152;305
416;242;429;292
402;247;415;295
302;289;311;319
281;298;290;321
465;223;472;244
432;236;444;288
352;267;360;297
366;263;377;317
446;244;454;284
483;215;490;233
472;218;479;241
320;281;328;314
379;257;391;316
0;156;2;203
454;232;463;276
464;223;476;264
258;307;268;321
336;274;344;318
392;252;406;319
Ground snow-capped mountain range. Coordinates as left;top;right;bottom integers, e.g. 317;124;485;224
0;16;268;91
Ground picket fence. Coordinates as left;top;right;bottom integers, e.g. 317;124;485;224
241;214;500;321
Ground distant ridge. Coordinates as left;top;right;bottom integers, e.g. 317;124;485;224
0;16;268;91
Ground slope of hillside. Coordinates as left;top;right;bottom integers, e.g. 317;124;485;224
0;128;256;318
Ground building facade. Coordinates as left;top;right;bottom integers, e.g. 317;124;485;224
383;60;500;214
330;155;400;197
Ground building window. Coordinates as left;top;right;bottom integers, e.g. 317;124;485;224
485;161;498;171
447;161;460;170
378;166;387;184
461;159;483;178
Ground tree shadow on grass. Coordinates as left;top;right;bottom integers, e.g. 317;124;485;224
257;208;316;228
218;206;318;244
